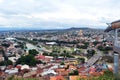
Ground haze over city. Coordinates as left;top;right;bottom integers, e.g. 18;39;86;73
0;0;120;80
0;0;120;29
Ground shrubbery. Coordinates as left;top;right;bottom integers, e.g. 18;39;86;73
79;70;114;80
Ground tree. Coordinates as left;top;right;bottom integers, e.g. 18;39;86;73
93;41;99;46
0;60;13;66
97;46;113;52
2;43;10;48
103;51;109;54
60;53;74;58
16;54;38;66
97;45;104;51
7;60;13;65
60;61;65;65
77;57;85;63
69;70;79;75
29;49;39;56
43;52;49;56
0;49;8;61
63;50;67;60
87;49;96;57
104;46;113;51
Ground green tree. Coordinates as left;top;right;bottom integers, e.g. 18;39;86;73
2;43;10;48
60;61;65;65
29;49;39;56
0;60;13;66
16;54;37;66
43;52;49;56
97;45;104;51
77;57;85;63
69;70;79;75
93;41;99;46
7;60;13;65
104;46;113;51
87;49;96;57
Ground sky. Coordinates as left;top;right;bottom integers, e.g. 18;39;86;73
0;0;120;29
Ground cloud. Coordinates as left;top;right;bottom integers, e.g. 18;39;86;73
0;0;120;29
0;0;3;3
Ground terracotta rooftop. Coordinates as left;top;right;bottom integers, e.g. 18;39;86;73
50;76;65;80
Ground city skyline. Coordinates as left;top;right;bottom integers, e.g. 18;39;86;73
0;0;120;29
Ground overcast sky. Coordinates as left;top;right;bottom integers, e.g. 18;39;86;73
0;0;120;29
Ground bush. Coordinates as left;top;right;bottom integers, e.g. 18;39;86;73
29;49;39;56
0;60;13;66
77;57;85;63
78;70;114;80
60;61;65;65
8;75;39;80
87;49;96;57
69;70;79;75
43;52;49;56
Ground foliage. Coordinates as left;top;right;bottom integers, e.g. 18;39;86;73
104;46;113;51
103;51;108;54
49;53;58;57
8;75;38;80
77;45;88;49
0;49;8;60
0;60;13;66
84;42;89;46
87;49;96;57
43;52;49;56
93;41;100;46
97;45;113;52
69;70;79;75
60;61;65;65
37;39;79;45
17;38;38;45
17;42;26;49
97;45;104;51
0;50;12;66
1;43;10;48
16;54;37;66
60;53;74;58
78;70;114;80
43;51;74;58
8;75;14;80
77;57;85;63
29;49;39;56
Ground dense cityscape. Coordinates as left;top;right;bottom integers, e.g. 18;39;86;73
0;0;120;79
0;28;114;80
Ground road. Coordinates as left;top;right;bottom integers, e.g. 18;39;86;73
85;49;102;67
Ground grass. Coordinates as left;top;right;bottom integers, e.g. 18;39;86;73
78;70;114;80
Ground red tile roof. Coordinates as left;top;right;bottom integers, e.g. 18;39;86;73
50;76;65;80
